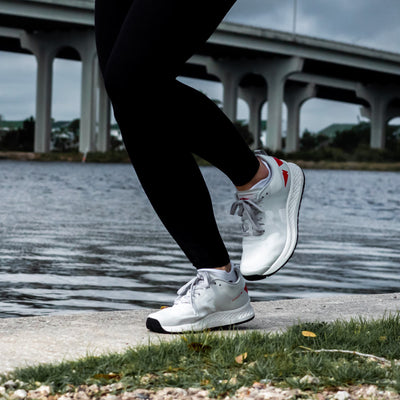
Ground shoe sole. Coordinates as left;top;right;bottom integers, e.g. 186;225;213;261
146;302;255;334
243;163;305;281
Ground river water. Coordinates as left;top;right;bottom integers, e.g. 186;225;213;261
0;160;399;318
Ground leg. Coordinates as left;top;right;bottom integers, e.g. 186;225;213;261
94;0;132;74
95;0;259;269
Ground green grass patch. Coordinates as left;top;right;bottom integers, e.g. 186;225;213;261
2;315;400;397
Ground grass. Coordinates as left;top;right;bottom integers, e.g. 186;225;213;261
2;315;400;397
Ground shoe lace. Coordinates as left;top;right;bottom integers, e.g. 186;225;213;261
174;270;213;315
230;197;265;236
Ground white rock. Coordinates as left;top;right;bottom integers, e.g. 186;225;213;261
28;385;52;399
0;387;6;395
103;395;118;400
299;374;320;385
365;385;378;396
11;389;27;400
38;386;50;395
334;391;350;400
87;385;99;393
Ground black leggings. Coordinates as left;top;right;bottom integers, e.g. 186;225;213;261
94;0;259;269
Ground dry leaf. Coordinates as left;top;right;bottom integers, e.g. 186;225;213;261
302;330;317;338
160;306;169;309
92;373;122;381
235;352;248;364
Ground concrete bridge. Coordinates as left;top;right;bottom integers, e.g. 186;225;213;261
1;0;400;152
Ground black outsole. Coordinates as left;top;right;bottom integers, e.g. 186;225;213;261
146;315;255;334
243;168;306;282
146;317;168;333
243;274;265;281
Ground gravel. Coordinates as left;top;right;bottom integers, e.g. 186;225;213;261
0;382;399;400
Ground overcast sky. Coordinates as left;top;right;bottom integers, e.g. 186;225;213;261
1;0;400;133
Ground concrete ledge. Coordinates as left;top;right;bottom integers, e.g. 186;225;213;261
1;293;399;373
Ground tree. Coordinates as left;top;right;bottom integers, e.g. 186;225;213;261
0;116;34;151
299;130;317;151
19;117;35;151
68;119;80;144
332;123;369;153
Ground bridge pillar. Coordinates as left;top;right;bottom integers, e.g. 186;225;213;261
361;103;400;124
284;83;316;152
20;32;58;153
205;60;243;122
239;85;267;149
356;83;399;149
96;60;111;152
262;57;304;151
21;29;100;153
75;30;97;153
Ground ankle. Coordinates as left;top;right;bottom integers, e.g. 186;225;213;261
236;158;269;192
214;263;231;272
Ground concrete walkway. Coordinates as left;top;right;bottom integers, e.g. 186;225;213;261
1;293;399;373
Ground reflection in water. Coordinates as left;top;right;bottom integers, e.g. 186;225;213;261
0;161;399;317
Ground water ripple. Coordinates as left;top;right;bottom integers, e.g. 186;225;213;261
0;161;399;317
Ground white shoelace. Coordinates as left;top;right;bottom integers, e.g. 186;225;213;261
230;196;265;236
174;270;214;315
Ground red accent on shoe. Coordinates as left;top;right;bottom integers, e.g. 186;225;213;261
244;284;249;293
282;170;289;187
274;157;283;167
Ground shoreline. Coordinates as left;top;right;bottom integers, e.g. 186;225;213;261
1;151;400;171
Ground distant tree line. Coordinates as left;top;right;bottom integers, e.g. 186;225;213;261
0;117;35;151
0;117;123;152
274;122;400;162
1;117;399;163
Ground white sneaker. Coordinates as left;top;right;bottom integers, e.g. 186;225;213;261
146;265;254;333
231;151;305;280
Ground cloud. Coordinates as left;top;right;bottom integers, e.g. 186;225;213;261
52;59;81;121
0;52;81;120
0;52;36;119
227;0;294;32
301;98;363;133
227;0;400;52
297;0;400;51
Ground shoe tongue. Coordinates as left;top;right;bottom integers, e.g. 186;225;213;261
237;188;258;200
192;273;209;289
175;273;209;304
200;267;236;282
